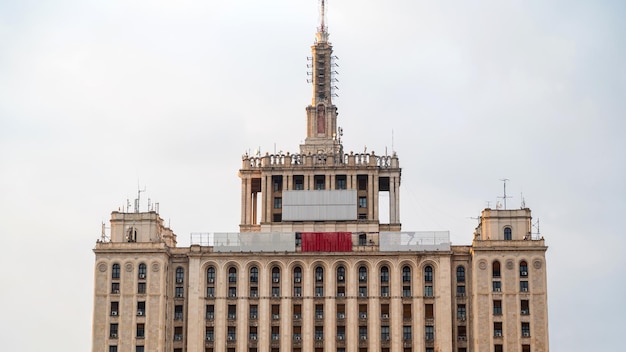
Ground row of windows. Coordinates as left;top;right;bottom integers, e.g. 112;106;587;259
492;280;530;292
493;322;532;337
491;260;531;278
202;265;435;284
109;301;145;316
110;263;148;280
272;174;369;191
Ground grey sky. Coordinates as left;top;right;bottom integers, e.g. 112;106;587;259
1;0;624;350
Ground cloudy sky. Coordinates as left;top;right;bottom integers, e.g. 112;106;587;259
1;0;624;350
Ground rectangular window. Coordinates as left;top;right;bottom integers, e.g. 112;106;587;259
492;281;501;292
110;302;119;316
520;281;529;292
271;286;280;297
315;286;324;297
403;304;412;319
294;175;304;190
175;287;184;298
456;285;465;296
111;282;120;294
424;285;433;297
494;322;503;337
425;304;434;319
228;305;237;320
272;304;280;320
522;322;531;337
494;345;503;352
457;304;466;320
358;286;367;297
315;326;324;340
227;326;236;341
493;300;502;315
315;304;323;319
136;347;144;352
521;299;530;315
522;345;531;352
250;287;258;298
336;175;347;190
293;286;302;297
206;305;214;320
137;282;146;294
249;305;258;319
273;197;282;209
403;326;412;340
403;286;411;297
314;175;325;190
175;305;183;320
137;301;145;316
136;323;145;338
109;346;117;352
425;326;434;340
381;326;390;341
380;286;389;296
357;175;367;190
358;197;367;208
359;326;367;340
272;175;282;191
174;327;183;341
110;323;118;338
206;286;215;297
228;287;237;297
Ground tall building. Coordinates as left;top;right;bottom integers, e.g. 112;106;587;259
92;2;549;352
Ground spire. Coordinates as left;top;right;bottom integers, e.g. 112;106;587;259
316;0;329;43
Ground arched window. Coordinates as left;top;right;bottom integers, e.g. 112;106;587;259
492;261;501;278
138;263;147;279
250;267;258;283
228;267;237;283
380;266;389;283
112;263;120;279
359;266;367;283
402;266;411;282
315;266;324;283
424;266;433;283
294;266;302;283
456;266;465;283
337;266;346;282
207;267;216;283
504;227;512;240
272;267;281;283
520;261;528;277
176;267;184;283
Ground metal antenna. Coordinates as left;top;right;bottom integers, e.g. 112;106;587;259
498;178;512;210
135;183;146;213
320;0;326;32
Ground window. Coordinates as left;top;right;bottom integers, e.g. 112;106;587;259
109;346;117;352
425;304;434;320
337;266;346;282
110;323;118;338
110;302;119;316
174;327;183;341
493;300;502;315
358;197;367;208
205;326;214;341
272;267;280;283
294;175;304;190
112;264;120;279
273;197;282;209
228;267;237;283
456;285;466;297
358;233;367;246
137;282;146;294
522;322;531;337
250;266;258;283
522;345;531;352
425;326;434;340
315;266;324;282
359;304;368;319
206;305;214;319
380;286;389;296
228;287;237;297
456;266;465;283
357;175;367;190
403;304;412;319
520;261;528;277
315;304;323;319
249;305;258;319
359;326;367;340
336;175;346;190
175;305;183;320
176;267;184;283
492;261;501;278
272;304;280;320
424;285;433;297
136;323;145;338
520;281;529;292
521;299;530;315
314;175;325;190
295;232;302;246
337;326;346;340
403;326;412;340
403;286;411;297
227;326;236;341
457;304;467;321
294;266;302;283
492;281;501;292
271;286;279;297
206;286;215;297
494;322;503;337
504;227;512;240
358;286;367;297
314;326;324;341
402;266;411;282
137;301;145;316
228;305;237;319
111;282;120;294
294;304;302;320
136;346;144;352
424;266;433;282
207;266;216;283
381;326;390;341
249;326;258;341
138;263;147;279
315;286;324;297
175;287;184;298
272;175;282;191
293;286;302;297
359;266;367;282
380;266;389;282
495;345;503;352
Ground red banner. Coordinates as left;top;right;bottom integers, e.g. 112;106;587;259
301;232;352;252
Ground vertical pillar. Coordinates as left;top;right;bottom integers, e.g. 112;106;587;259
373;173;379;221
186;256;203;352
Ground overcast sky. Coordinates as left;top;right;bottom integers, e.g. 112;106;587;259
1;0;625;350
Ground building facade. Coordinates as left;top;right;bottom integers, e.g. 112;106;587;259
92;3;549;352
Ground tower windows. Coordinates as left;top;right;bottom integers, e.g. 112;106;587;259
176;267;184;284
456;266;465;283
273;197;282;209
492;261;501;278
504;227;512;240
522;322;531;337
109;323;118;338
402;266;411;282
520;281;529;292
358;197;367;208
138;263;147;279
271;267;280;283
358;266;367;282
520;261;528;277
294;175;304;190
336;175;346;190
424;266;433;282
337;266;346;282
493;300;502;315
250;266;258;283
315;266;324;283
228;267;237;283
207;266;216;283
112;264;120;280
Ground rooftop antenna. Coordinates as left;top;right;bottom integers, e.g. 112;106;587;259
135;183;146;213
520;192;526;209
319;0;327;33
100;222;110;242
485;201;491;209
497;178;512;210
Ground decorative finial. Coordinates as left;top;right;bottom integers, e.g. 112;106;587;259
316;0;329;43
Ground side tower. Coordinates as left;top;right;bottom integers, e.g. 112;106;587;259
471;208;549;352
239;0;401;234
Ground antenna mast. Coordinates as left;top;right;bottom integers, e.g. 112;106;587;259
497;178;512;210
320;0;326;32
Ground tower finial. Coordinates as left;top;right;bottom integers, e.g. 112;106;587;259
316;0;329;43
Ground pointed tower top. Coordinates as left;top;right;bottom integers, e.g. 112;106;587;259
316;0;329;43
